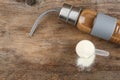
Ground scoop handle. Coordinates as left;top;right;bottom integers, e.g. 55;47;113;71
95;49;110;57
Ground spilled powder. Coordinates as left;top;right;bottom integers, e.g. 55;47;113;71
75;40;96;69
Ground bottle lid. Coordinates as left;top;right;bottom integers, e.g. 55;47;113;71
59;3;82;25
29;3;82;37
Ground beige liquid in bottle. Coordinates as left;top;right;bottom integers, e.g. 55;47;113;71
77;9;120;44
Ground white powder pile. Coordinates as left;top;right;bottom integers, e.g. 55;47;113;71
75;40;96;69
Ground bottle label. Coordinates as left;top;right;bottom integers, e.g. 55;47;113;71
91;13;117;40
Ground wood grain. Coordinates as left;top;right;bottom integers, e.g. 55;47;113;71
0;0;120;80
16;0;36;6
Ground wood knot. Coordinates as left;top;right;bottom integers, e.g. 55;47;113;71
16;0;36;6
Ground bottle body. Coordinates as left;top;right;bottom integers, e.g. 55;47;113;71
110;20;120;44
59;3;120;44
77;9;120;44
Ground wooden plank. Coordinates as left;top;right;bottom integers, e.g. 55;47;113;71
0;0;120;80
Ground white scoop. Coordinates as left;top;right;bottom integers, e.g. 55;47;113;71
76;40;109;58
75;40;110;69
76;40;95;58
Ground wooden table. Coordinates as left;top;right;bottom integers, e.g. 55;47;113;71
0;0;120;80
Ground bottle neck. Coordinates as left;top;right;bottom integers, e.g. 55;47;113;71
59;3;82;26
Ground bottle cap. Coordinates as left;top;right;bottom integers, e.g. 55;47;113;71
29;3;82;37
59;3;82;25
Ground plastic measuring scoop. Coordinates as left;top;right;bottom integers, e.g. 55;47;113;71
75;40;110;58
75;40;110;69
